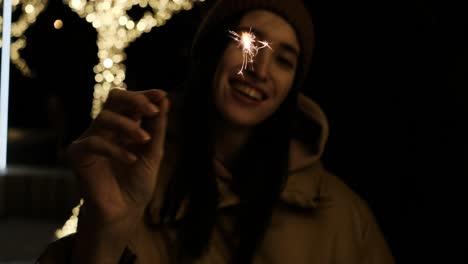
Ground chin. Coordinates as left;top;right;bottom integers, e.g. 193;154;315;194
222;109;269;129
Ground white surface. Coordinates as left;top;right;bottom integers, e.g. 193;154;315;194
0;0;12;173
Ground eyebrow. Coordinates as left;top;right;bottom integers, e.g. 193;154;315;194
235;26;300;58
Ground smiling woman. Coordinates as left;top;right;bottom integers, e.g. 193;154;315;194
36;0;395;263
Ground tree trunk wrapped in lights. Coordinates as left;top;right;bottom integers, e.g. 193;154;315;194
63;0;205;119
0;0;48;77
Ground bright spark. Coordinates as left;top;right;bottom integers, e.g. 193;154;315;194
228;28;272;75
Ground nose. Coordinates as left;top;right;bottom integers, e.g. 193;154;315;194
247;49;271;81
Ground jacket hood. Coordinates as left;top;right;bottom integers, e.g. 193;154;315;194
289;93;329;171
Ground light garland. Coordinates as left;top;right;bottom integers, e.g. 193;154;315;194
64;0;205;119
54;198;83;239
0;0;48;77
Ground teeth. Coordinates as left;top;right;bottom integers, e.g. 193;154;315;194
234;84;263;101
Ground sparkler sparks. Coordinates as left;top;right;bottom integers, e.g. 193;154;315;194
228;28;271;75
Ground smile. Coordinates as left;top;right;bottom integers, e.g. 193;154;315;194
232;82;266;101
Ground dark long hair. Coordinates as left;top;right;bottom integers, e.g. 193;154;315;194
160;13;302;263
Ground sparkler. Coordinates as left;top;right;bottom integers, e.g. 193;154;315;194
228;28;271;75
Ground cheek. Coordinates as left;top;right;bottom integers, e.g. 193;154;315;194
214;46;238;82
224;41;245;61
276;75;295;101
212;45;243;94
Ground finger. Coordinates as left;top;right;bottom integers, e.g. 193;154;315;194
143;96;170;160
105;89;160;119
141;89;167;105
93;109;151;144
69;135;138;166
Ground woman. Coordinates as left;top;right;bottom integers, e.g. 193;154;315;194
37;0;395;263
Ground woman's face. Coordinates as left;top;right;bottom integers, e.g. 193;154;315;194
212;10;300;128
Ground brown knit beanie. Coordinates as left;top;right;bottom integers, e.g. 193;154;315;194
191;0;315;89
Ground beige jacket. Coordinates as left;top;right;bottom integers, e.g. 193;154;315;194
37;94;395;264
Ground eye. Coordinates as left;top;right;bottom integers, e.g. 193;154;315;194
276;56;295;70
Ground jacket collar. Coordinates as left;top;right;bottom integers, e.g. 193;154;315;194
167;158;325;222
211;93;329;210
214;158;324;209
150;93;329;224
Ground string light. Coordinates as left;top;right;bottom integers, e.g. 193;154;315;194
0;0;48;77
64;0;205;119
54;198;83;239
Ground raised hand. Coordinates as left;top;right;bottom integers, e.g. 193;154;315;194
67;88;169;225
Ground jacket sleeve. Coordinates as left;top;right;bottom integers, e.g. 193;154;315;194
35;234;136;264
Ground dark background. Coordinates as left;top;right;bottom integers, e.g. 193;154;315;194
3;0;467;263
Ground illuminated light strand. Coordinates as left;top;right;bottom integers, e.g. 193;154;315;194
0;0;12;174
64;0;205;119
55;0;205;239
0;0;48;77
54;199;83;239
228;28;271;76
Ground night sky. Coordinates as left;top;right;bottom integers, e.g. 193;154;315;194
3;0;468;262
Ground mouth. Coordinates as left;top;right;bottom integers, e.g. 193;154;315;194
231;80;268;102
